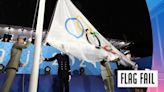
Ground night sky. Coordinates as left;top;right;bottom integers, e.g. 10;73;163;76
0;0;152;57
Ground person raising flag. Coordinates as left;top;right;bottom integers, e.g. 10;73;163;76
1;35;32;92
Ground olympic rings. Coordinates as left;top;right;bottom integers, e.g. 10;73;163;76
65;16;102;48
65;18;84;38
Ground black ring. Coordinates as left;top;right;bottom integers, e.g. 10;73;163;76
86;30;101;48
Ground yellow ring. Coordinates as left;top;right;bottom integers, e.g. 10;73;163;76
76;16;92;34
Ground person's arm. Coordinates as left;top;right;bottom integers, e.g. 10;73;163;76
15;41;30;49
67;55;71;81
105;61;114;77
44;54;58;62
67;55;71;75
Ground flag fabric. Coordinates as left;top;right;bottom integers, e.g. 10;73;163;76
45;0;136;68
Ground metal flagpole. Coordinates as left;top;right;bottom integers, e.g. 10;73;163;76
29;0;46;91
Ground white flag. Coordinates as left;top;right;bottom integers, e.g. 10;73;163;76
45;0;136;68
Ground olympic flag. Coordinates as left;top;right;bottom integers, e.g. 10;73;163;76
45;0;136;68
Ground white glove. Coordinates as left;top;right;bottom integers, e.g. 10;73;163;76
28;37;32;42
69;75;71;82
39;56;45;64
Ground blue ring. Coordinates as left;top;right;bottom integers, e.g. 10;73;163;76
65;18;84;38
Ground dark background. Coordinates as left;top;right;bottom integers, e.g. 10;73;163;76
0;0;152;57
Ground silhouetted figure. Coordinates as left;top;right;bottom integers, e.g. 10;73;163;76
79;67;86;76
2;33;12;42
44;66;51;75
44;52;71;92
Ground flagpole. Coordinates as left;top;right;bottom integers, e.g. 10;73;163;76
29;0;46;91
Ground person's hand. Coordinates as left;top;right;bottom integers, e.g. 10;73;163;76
28;37;32;42
113;58;120;62
69;75;71;82
133;64;138;70
43;57;47;61
41;57;45;61
19;63;25;67
40;57;44;64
